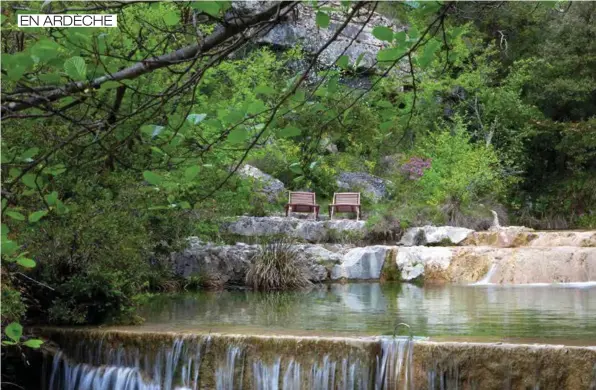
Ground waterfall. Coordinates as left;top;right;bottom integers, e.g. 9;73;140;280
375;337;414;390
46;334;379;390
216;345;243;390
474;263;498;285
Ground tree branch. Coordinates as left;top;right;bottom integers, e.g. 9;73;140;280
1;2;297;115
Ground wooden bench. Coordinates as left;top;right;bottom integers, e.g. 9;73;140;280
328;192;361;220
285;191;319;219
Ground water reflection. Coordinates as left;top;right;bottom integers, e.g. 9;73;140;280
138;283;596;341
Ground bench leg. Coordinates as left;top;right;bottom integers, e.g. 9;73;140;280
330;207;334;220
287;206;292;218
356;207;360;221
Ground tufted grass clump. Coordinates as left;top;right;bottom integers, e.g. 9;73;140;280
246;240;312;291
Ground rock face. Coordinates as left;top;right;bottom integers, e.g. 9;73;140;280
171;240;348;286
253;3;403;70
336;172;389;201
173;238;596;285
238;164;285;202
396;246;596;284
330;246;390;280
224;216;366;243
463;230;596;248
399;225;474;246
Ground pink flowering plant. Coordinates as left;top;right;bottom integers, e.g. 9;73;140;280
401;156;432;180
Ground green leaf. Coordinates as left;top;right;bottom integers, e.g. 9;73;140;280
21;174;39;189
63;56;87;81
5;323;22;343
20;147;39;161
143;171;163;186
247;100;266;115
1;238;18;257
23;339;44;349
16;257;36;268
355;53;365;68
336;55;349;69
316;11;330;28
376;100;393;108
38;73;63;84
45;164;66;176
179;201;191;210
7;66;26;81
380;121;394;131
30;39;61;62
28;210;48;223
191;1;223;17
186;113;207;125
419;40;441;68
45;191;58;205
395;31;407;46
227;128;248;144
289;163;303;174
163;10;180;26
224;110;245;124
292;90;305;102
5;210;26;221
2;341;16;346
372;26;394;42
185;166;200;181
255;85;275;96
141;125;165;138
278;126;301;138
100;81;122;90
377;47;406;62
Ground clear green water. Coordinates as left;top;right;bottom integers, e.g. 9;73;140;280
137;283;596;344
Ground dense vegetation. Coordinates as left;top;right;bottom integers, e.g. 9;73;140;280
1;0;594;352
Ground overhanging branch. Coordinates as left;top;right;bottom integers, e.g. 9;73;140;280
1;2;297;115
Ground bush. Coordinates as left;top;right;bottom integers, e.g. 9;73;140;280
387;119;510;228
245;240;312;291
18;178;191;325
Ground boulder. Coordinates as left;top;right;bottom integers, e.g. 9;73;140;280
336;172;389;201
224;216;366;243
399;226;474;246
396;246;453;281
331;246;391;280
238;165;285;202
171;240;349;285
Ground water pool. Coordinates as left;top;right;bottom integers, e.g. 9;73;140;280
134;283;596;345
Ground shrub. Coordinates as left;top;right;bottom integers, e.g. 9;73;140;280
245;240;312;291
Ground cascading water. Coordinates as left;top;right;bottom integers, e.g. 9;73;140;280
41;329;594;390
46;333;411;390
375;338;414;390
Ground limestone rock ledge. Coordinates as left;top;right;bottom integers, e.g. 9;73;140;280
224;216;366;243
172;240;596;285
